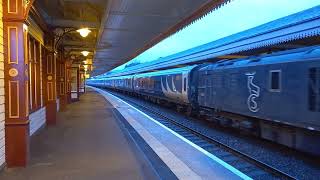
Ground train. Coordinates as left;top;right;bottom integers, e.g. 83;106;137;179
87;46;320;156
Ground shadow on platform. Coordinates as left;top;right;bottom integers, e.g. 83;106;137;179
0;88;156;180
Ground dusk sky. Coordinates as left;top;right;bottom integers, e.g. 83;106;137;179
111;0;320;72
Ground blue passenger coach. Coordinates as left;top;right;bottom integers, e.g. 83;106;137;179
197;47;320;131
87;46;320;155
196;47;320;154
133;65;198;105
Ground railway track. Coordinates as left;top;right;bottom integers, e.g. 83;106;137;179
106;90;296;180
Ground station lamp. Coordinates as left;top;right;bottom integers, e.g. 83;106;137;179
81;51;90;57
77;28;91;37
23;23;28;31
83;65;88;71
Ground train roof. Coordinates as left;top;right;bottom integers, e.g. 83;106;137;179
104;75;134;80
199;45;320;71
91;65;198;81
134;65;198;78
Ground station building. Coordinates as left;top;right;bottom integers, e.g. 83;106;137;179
0;0;219;169
0;0;89;167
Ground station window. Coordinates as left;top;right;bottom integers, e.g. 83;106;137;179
269;70;281;92
28;36;42;112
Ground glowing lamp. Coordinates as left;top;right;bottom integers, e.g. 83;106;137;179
81;51;90;57
23;24;28;31
84;65;88;71
77;28;91;37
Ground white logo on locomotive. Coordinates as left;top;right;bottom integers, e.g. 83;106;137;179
245;72;260;113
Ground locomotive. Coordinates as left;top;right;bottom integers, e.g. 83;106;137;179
87;46;320;156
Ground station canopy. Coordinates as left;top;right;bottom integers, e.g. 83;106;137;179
36;1;320;78
102;4;320;78
35;0;228;76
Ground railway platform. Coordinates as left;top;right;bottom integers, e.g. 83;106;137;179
0;88;158;180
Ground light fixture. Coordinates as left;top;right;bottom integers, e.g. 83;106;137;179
77;28;91;37
81;51;90;57
23;24;28;31
83;65;88;71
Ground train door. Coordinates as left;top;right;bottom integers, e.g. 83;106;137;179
182;72;188;103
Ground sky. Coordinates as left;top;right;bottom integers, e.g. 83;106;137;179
111;0;320;72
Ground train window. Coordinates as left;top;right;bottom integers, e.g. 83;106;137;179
184;78;187;91
249;59;261;63
309;68;320;112
225;62;234;65
269;70;281;92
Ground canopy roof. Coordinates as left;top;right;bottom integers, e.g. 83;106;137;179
92;0;230;76
103;5;320;77
35;0;229;76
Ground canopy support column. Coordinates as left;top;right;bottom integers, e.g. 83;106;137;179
43;37;57;125
3;0;32;167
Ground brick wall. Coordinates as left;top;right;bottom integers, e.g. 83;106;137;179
0;0;5;167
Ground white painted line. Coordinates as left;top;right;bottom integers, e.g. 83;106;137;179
92;88;201;180
91;87;252;180
120;110;202;180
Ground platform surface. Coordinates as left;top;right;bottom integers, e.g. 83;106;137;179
0;88;156;180
93;87;251;180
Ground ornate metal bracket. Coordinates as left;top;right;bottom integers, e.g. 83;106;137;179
53;27;77;51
